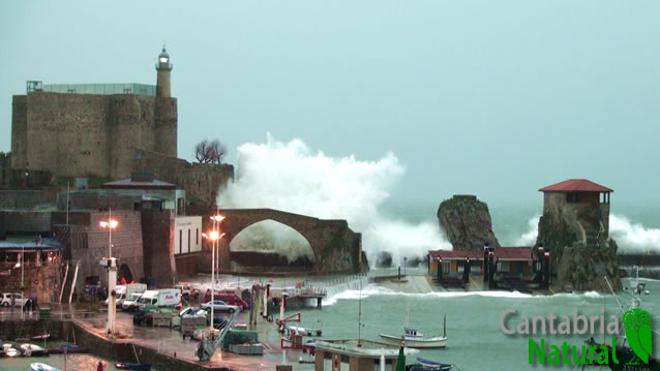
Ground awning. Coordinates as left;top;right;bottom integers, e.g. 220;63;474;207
0;237;64;252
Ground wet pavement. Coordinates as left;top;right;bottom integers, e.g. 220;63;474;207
0;304;313;370
76;310;310;370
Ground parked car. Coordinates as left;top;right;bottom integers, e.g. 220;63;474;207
200;300;239;313
179;306;207;317
203;290;250;311
0;292;27;307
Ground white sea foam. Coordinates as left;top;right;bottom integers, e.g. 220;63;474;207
322;286;609;306
514;214;540;246
513;214;660;254
610;214;660;253
218;135;452;265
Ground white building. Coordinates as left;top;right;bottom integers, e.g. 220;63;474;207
174;216;202;255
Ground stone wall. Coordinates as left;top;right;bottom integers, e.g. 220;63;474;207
61;210;144;294
134;149;233;207
0;152;10;186
0;262;61;303
10;95;27;168
10;92;177;179
0;189;58;209
141;209;176;287
0;210;52;234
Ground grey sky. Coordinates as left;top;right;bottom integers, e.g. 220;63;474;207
1;1;659;206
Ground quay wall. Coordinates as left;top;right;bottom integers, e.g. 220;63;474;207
0;319;229;371
0;263;60;303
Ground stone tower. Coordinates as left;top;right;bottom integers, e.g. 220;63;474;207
535;179;619;291
156;46;173;97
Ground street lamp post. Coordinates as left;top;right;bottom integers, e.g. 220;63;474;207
206;213;225;331
99;209;119;335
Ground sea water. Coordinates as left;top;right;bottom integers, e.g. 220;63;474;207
298;278;660;371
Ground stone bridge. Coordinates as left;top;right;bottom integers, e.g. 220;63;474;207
199;208;366;274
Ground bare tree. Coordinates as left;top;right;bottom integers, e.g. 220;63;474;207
194;139;227;164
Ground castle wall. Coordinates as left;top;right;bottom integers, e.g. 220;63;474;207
133;149;233;207
141;209;176;286
154;98;177;157
10;96;28;169
10;92;178;180
25;93;111;177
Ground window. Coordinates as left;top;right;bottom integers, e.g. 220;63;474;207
179;230;183;254
498;261;510;273
196;228;199;245
566;192;580;203
187;229;191;253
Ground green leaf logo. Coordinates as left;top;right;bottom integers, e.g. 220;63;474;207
623;308;653;364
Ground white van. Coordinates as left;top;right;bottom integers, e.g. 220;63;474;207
136;289;180;310
122;292;144;311
106;283;147;307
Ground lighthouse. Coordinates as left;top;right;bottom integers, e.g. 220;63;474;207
156;46;173;97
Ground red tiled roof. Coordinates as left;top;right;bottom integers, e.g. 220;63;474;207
539;179;613;193
429;247;533;261
429;250;483;260
494;247;533;261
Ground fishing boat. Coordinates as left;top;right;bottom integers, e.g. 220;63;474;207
20;343;49;356
116;362;152;370
30;363;61;371
380;314;448;349
380;328;447;349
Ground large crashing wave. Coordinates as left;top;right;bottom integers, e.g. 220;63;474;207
218;135;452;265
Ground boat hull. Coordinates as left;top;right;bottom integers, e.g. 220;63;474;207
379;334;448;348
30;363;61;371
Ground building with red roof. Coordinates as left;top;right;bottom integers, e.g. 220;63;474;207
539;178;612;239
428;246;535;282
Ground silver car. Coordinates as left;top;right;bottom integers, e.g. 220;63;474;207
200;300;239;313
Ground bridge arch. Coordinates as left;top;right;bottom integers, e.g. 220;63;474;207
228;219;316;267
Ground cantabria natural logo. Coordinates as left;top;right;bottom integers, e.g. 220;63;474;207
502;307;655;368
623;307;653;364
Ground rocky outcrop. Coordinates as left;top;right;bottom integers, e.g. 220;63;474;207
536;205;620;291
437;195;500;250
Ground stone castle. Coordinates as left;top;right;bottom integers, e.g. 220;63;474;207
5;47;231;206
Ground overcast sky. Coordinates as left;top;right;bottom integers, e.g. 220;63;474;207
1;1;659;207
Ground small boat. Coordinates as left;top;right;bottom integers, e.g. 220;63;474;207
2;344;19;357
30;363;62;371
380;314;448;349
116;362;152;371
380;329;447;348
413;356;453;370
21;343;49;356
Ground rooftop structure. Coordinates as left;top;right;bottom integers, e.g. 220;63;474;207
26;81;156;96
315;339;416;371
102;172;176;190
428;246;533;262
539;178;613;193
